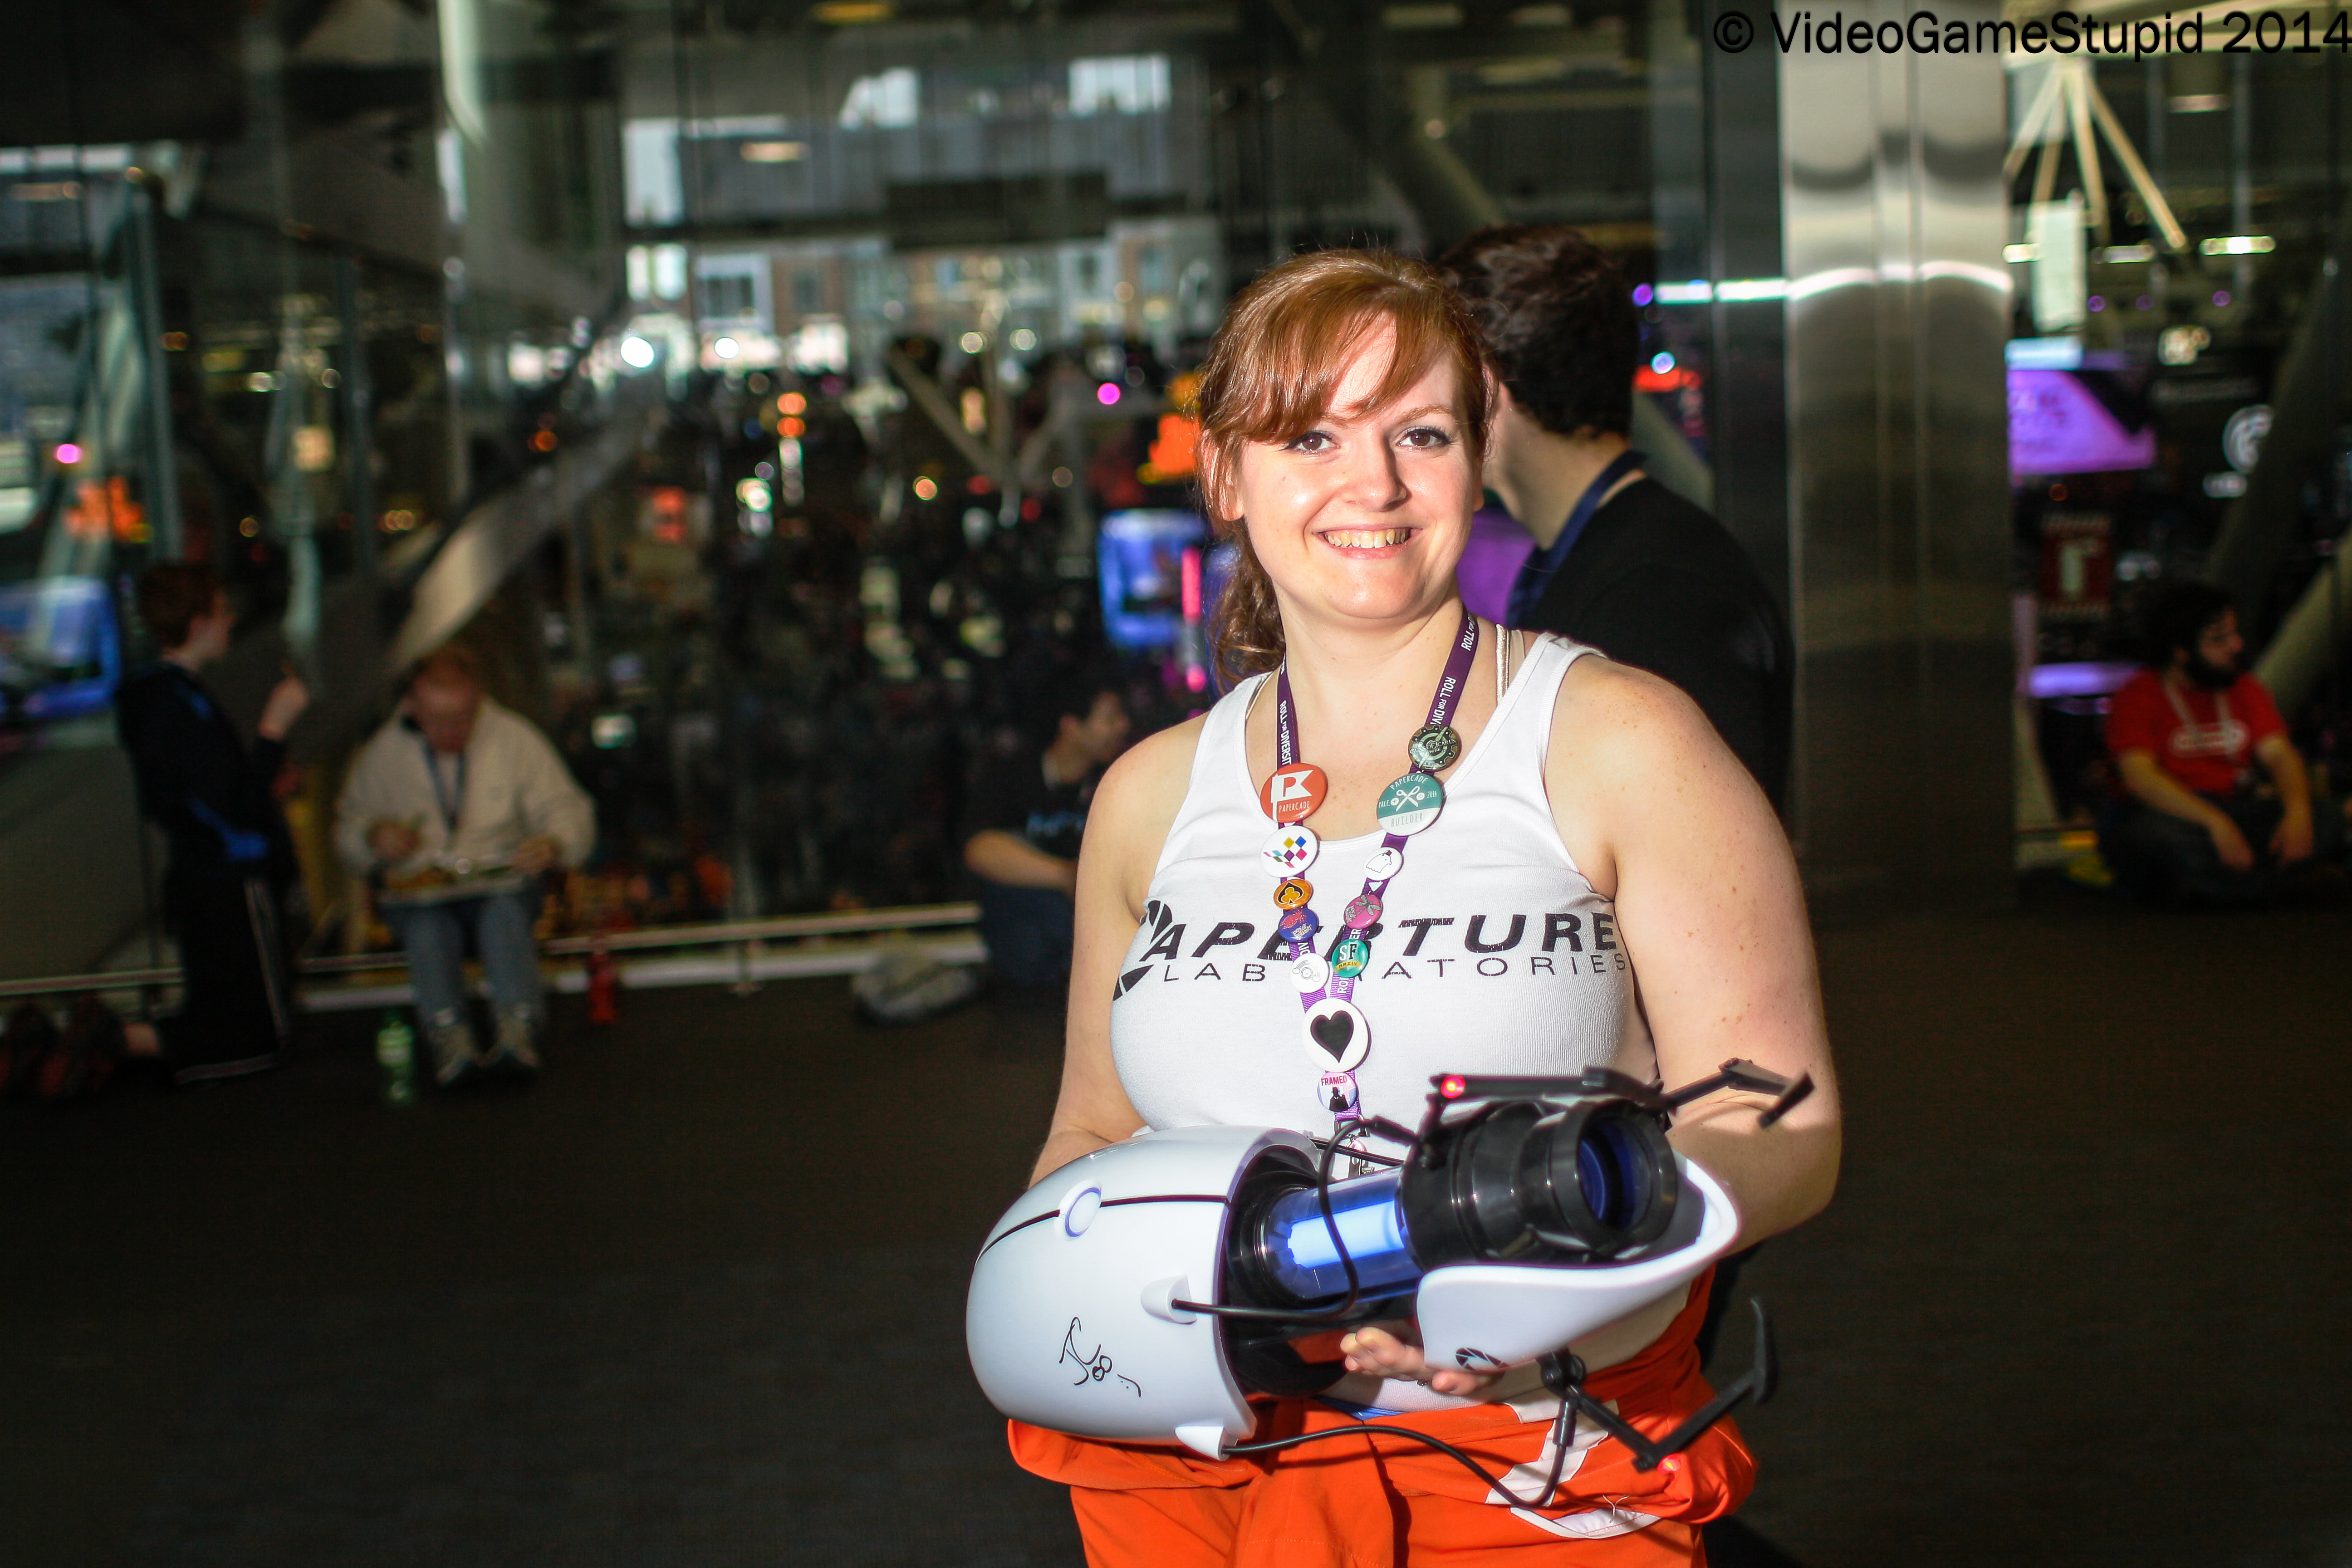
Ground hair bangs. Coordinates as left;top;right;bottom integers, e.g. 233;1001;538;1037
1224;297;1463;450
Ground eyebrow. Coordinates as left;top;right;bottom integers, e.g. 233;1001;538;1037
1322;401;1457;425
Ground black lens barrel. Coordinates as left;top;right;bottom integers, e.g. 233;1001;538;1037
1398;1095;1679;1271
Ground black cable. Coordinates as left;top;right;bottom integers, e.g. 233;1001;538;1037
1222;1400;1579;1510
1171;1122;1366;1321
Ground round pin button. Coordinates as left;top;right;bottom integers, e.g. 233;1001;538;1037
1330;934;1371;979
1273;876;1314;911
1301;996;1369;1071
1343;892;1382;929
1319;1069;1360;1116
1261;823;1320;877
1259;762;1330;825
1291;951;1330;991
1407;722;1461;773
1363;845;1404;881
1278;906;1322;946
1374;772;1446;836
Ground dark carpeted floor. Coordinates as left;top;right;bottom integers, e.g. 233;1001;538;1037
5;883;2349;1565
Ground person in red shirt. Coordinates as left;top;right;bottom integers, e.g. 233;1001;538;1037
2102;581;2344;901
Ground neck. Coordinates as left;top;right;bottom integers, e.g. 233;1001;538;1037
1042;737;1085;785
1279;597;1471;730
1492;422;1633;549
162;648;204;673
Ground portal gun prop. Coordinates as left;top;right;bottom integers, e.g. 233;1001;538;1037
966;1062;1812;1509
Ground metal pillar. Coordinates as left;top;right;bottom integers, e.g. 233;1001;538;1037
1777;3;2015;917
335;252;378;574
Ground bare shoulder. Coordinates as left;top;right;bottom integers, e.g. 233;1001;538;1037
1082;709;1212;916
1088;710;1210;840
1544;654;1764;894
1549;652;1726;781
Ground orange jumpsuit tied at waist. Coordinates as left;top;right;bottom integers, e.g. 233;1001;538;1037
1009;1268;1752;1567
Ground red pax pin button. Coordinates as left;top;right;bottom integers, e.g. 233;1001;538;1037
1260;763;1329;823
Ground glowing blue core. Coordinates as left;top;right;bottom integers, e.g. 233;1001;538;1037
1261;1170;1420;1302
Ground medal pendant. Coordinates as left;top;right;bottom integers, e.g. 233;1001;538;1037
1374;772;1445;836
1407;723;1462;773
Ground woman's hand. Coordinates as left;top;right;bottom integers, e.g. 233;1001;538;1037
1339;1322;1503;1399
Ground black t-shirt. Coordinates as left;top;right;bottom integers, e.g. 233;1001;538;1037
963;751;1094;862
1516;479;1793;811
114;663;297;886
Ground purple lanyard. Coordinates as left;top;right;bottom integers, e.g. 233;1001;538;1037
1274;609;1480;1122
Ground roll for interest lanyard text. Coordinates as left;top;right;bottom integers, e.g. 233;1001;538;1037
1259;609;1480;1127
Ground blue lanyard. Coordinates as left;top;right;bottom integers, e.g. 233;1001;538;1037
1504;449;1645;628
421;736;466;833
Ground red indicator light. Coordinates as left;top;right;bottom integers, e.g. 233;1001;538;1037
1439;1074;1467;1099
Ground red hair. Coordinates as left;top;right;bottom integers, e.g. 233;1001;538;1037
1195;250;1492;681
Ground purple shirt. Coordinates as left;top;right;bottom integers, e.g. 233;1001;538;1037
1456;507;1535;626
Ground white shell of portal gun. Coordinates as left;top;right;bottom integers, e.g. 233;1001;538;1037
964;1062;1811;1460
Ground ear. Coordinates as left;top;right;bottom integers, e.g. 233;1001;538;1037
1197;438;1240;530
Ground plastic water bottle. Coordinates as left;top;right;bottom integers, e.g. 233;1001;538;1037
376;1012;417;1107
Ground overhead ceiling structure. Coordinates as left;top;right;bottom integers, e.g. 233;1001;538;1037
0;0;246;147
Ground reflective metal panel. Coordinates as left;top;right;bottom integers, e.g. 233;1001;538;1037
1781;7;2013;916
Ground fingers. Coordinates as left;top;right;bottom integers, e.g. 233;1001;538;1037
1339;1327;1423;1379
1339;1327;1499;1397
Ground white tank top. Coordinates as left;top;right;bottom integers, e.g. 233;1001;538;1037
1111;634;1653;1137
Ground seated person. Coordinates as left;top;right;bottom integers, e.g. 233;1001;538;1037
335;647;594;1083
962;676;1130;993
2102;580;2345;902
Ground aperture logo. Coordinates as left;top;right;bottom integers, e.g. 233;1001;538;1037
1707;8;2335;58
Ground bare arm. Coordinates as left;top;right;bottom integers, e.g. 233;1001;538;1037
2117;748;2230;828
964;830;1078;896
2117;749;2255;870
1549;661;1840;1252
2255;733;2315;863
1343;661;1839;1396
1028;718;1205;1186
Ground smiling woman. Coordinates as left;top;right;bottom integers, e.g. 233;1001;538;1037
1193;251;1493;682
1010;249;1838;1567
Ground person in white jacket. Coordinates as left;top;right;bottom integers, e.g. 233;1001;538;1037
337;646;594;1084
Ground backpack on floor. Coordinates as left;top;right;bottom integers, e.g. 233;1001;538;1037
853;943;983;1024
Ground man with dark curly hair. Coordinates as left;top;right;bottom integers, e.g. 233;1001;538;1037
2102;580;2347;902
1440;226;1792;811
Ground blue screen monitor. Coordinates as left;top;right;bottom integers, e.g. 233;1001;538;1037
1098;509;1206;651
0;575;122;722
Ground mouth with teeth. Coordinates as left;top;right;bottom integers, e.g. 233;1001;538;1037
1318;527;1416;553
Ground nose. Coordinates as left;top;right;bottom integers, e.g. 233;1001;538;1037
1333;431;1408;511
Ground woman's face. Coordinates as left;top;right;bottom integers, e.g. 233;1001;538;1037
1220;322;1478;637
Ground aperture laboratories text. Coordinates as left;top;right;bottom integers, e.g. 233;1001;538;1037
1713;8;2352;58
